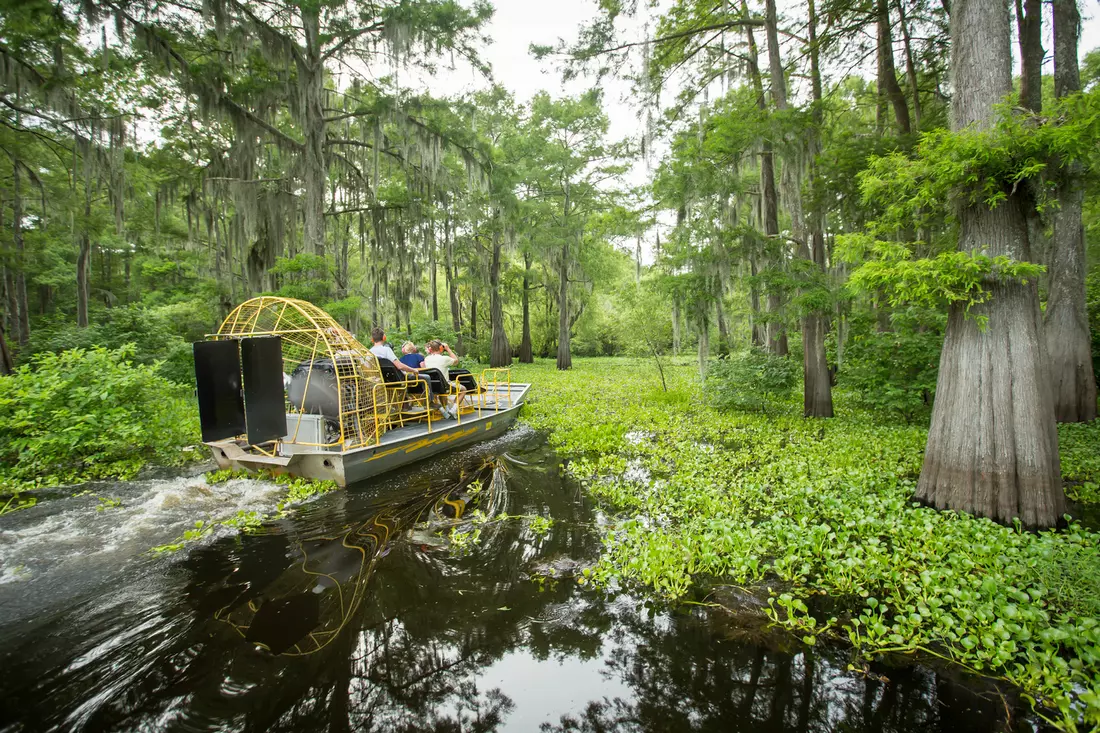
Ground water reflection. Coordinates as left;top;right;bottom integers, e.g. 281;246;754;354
214;458;508;656
0;434;1042;732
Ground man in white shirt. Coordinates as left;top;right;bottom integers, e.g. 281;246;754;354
370;328;417;375
423;339;465;418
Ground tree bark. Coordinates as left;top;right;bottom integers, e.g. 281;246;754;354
557;180;573;371
895;0;923;130
489;217;511;368
763;0;790;357
470;292;478;341
672;296;682;354
876;0;912;134
716;297;730;356
697;312;710;382
3;267;17;340
300;6;327;256
745;11;784;356
11;155;30;344
1015;0;1043;113
556;236;572;370
429;212;439;322
445;210;463;355
519;250;533;362
917;0;1064;527
1044;0;1097;422
0;321;12;374
635;235;642;284
749;256;765;347
803;0;835;417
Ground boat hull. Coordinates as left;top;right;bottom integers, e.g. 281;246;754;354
206;384;529;486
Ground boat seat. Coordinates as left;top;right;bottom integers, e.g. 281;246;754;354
449;368;484;394
419;367;476;418
375;357;432;427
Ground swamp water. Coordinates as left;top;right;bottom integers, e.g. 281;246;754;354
0;428;1043;732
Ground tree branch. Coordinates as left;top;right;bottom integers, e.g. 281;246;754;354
322;22;385;61
571;18;765;60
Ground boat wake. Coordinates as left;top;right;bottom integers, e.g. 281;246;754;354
0;472;288;625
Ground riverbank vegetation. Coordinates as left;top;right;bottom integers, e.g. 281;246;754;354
1;0;1099;727
0;345;198;493
516;357;1100;731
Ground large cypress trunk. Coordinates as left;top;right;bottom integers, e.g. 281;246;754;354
895;0;922;129
1045;182;1096;422
916;0;1063;527
0;321;12;374
697;312;709;382
489;223;511;368
77;146;92;328
429;213;439;322
672;296;682;354
749;256;764;347
715;298;730;357
1044;0;1097;422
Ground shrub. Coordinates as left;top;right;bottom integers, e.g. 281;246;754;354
405;319;460;349
20;304;200;385
706;348;799;412
0;345;200;488
839;310;943;423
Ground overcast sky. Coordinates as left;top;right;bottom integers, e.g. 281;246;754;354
442;0;1100;144
393;0;1100;258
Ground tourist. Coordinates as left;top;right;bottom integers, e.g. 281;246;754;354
369;328;417;374
424;340;465;418
399;341;425;370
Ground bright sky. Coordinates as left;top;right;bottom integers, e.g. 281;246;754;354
434;0;1100;140
417;0;1100;259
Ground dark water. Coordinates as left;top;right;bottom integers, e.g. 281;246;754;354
0;429;1041;732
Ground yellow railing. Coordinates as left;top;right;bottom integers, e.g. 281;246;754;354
479;368;513;410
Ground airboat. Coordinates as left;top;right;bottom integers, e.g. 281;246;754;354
192;296;530;487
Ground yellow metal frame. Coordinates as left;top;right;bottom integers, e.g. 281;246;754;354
479;368;513;410
383;373;434;431
214;296;388;450
208;297;516;455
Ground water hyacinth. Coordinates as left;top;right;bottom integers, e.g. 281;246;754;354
512;357;1100;731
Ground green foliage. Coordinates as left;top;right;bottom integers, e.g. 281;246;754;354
447;526;482;553
527;515;554;536
0;346;200;490
1060;421;1100;504
20;305;200;385
514;358;1100;731
840;235;1044;326
269;254;331;303
405;319;460;350
839;310;943;423
323;296;363;326
859;92;1100;227
1088;270;1100;386
270;472;339;512
0;494;37;516
706;349;799;412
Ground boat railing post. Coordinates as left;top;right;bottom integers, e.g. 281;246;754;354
371;381;387;446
